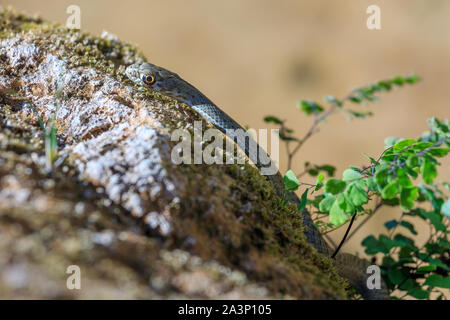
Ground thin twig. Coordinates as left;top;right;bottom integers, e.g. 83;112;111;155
332;210;357;258
344;199;383;244
299;182;318;187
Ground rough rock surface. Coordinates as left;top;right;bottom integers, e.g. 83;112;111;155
0;8;347;299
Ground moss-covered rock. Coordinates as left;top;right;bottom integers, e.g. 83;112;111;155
0;7;347;299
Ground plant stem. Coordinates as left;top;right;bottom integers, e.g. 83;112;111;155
344;199;383;245
331;210;357;258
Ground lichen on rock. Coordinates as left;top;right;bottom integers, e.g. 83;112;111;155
0;7;347;299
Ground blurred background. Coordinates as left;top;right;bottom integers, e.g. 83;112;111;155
2;0;448;257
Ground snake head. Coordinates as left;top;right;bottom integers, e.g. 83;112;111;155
125;62;212;106
125;62;182;88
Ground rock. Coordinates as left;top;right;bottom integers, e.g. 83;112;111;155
0;7;347;299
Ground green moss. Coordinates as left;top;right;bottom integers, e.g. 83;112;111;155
166;158;347;298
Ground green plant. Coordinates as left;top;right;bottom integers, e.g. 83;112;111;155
29;76;63;171
29;101;59;171
267;75;449;299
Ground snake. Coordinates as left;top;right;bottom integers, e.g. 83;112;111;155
125;62;389;300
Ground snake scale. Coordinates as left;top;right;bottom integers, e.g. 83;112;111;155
125;62;388;299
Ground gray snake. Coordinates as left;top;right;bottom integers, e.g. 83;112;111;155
125;62;388;299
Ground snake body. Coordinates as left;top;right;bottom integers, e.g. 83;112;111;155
125;62;388;299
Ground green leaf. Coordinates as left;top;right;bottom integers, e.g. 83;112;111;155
319;195;335;212
384;220;398;230
367;177;378;191
298;100;324;115
405;74;421;84
416;265;437;273
393;139;415;153
399;278;415;291
397;175;413;188
427;117;449;134
324;179;346;195
428;258;450;271
346;110;373;119
428;147;449;157
407;287;430;300
362;235;386;254
413;142;433;151
384;137;399;148
342;168;362;182
437;238;450;250
316;165;336;177
424;275;450;289
421;159;437;185
399;221;417;235
329;200;348;226
337;193;355;214
393;234;416;249
298;188;309;211
407;167;419;179
391;76;405;86
283;170;300;192
382;181;399;199
317;173;325;182
374;168;389;187
442;199;450;218
423;211;446;231
348;96;363;104
398;246;415;263
427;258;450;271
324;95;342;107
400;187;419;210
379;235;403;251
363;153;378;165
406;155;419;167
347;182;369;206
377;80;392;91
388;268;405;285
263;116;283;124
382;256;396;267
279;132;300;142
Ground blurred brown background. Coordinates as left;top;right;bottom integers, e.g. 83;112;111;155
2;0;448;257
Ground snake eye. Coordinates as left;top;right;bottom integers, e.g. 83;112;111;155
142;74;155;85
